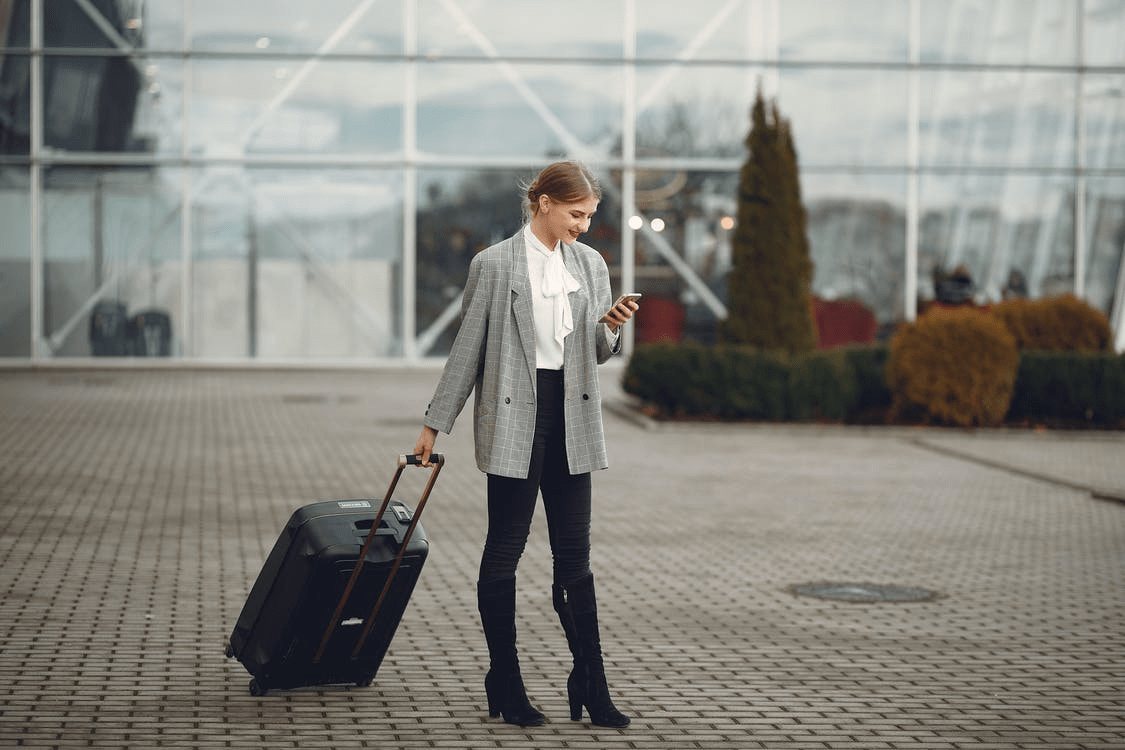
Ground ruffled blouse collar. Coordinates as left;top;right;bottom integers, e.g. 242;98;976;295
524;224;580;349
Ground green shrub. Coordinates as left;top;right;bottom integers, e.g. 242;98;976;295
887;307;1020;427
623;342;789;420
842;344;893;422
788;349;858;421
1008;350;1125;427
715;346;790;420
990;294;1112;352
624;341;718;418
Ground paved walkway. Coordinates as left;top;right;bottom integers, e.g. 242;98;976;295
1;366;1123;750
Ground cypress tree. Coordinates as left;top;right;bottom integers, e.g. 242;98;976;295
721;87;817;354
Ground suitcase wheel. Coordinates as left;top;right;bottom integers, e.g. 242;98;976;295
224;643;234;659
249;678;268;697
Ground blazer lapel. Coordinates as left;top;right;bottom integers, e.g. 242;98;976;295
508;232;538;387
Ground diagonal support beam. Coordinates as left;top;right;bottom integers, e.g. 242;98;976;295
636;0;741;114
72;0;147;77
436;0;592;159
239;0;382;151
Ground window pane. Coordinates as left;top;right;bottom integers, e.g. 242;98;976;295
417;62;621;157
635;64;759;159
779;0;909;62
42;167;182;357
40;53;152;154
190;166;402;359
1085;75;1125;170
190;59;403;156
189;1;402;56
920;0;1078;65
134;55;183;156
918;70;1075;168
919;172;1075;306
418;0;622;60
43;1;144;50
142;3;185;52
804;172;908;323
632;170;735;344
781;68;909;167
0;170;31;356
1083;177;1125;316
1085;0;1125;66
0;1;28;49
0;53;30;156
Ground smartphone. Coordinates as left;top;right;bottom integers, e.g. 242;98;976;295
600;292;643;324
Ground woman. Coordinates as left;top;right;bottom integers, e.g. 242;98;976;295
414;161;637;728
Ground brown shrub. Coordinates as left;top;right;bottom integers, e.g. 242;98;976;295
887;307;1020;427
990;294;1112;352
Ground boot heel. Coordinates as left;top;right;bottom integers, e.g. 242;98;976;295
568;689;583;721
485;670;500;718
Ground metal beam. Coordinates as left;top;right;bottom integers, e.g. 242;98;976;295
906;0;920;322
29;0;43;360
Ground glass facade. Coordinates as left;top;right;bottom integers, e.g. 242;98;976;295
1;0;1122;360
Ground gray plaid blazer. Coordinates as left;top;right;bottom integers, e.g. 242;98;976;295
423;230;620;479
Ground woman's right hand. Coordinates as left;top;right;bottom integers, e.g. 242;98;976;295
414;426;439;466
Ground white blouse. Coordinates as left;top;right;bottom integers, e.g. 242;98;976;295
524;224;577;370
522;224;619;371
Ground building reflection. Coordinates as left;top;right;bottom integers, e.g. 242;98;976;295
0;0;1122;359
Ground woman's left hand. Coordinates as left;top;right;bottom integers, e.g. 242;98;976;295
604;299;639;333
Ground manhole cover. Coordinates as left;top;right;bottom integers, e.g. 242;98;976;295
789;582;939;603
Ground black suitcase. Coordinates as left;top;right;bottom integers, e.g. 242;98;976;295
226;454;444;696
89;300;129;356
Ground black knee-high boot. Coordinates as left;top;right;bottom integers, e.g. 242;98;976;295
552;574;630;728
477;578;546;727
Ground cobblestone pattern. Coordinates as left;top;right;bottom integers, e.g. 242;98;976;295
1;368;1123;749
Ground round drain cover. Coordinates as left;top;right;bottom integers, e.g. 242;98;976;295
790;582;938;603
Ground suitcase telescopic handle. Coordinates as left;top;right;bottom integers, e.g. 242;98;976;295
312;453;444;664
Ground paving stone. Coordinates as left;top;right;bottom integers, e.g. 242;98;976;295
1;367;1123;750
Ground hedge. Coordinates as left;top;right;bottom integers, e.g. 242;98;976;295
1007;350;1125;427
622;341;1124;429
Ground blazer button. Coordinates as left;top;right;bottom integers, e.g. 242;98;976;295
505;397;511;404
582;393;590;400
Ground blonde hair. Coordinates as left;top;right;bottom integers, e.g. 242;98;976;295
521;161;602;223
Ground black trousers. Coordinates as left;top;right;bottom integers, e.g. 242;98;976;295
479;369;592;587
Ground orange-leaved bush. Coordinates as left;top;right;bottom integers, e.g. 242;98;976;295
887;306;1020;427
990;294;1112;352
